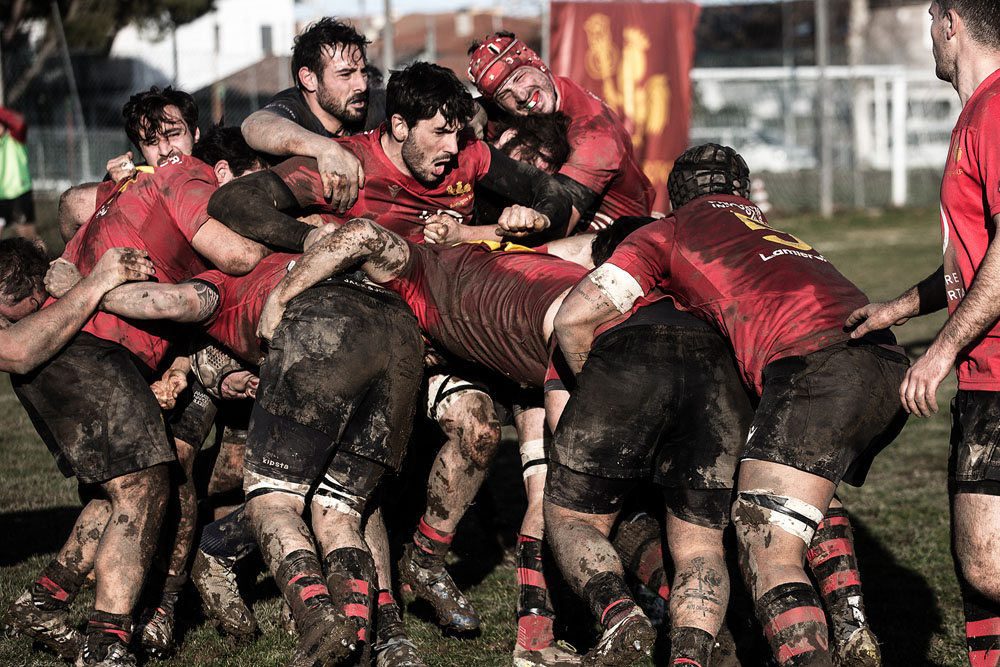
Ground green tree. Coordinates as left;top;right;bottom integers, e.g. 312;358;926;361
1;0;215;104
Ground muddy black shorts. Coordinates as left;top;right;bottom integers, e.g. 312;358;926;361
948;390;1000;496
246;282;423;486
545;325;753;528
745;340;909;487
12;333;175;484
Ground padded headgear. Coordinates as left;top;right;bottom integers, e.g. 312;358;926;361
467;34;551;100
667;143;751;209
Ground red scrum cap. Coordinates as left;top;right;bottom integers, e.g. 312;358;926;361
467;34;552;100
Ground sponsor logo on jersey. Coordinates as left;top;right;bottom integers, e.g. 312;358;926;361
447;181;472;196
388;184;402;199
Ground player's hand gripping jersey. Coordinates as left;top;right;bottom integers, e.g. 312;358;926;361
605;195;872;394
61;156;217;369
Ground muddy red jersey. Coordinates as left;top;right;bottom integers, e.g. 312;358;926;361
555;76;654;225
605;195;869;395
940;68;1000;390
383;241;588;386
270;125;492;243
61;156;216;368
197;253;296;364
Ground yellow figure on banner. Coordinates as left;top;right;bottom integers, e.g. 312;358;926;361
583;13;669;150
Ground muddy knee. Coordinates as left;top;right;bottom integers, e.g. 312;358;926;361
440;393;501;470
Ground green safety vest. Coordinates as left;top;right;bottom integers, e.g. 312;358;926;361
0;131;31;199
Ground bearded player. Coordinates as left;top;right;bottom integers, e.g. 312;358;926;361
467;32;654;232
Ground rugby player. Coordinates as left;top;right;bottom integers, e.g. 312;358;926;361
467;32;654;232
540;215;753;667
58;86;201;241
91;249;425;667
241;17;375;211
4;129;269;666
552;144;909;666
846;1;1000;662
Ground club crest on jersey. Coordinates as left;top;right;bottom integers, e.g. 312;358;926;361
387;184;402;199
447;181;472;196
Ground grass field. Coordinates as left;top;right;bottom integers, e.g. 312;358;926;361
0;201;966;666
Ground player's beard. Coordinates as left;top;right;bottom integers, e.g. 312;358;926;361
318;86;368;126
401;135;445;186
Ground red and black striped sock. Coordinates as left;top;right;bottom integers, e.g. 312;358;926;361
84;609;132;657
323;547;376;646
515;534;555;651
582;571;637;631
31;559;84;611
410;516;454;568
669;626;715;666
376;590;406;645
275;548;333;625
964;590;1000;667
806;506;867;642
756;582;830;666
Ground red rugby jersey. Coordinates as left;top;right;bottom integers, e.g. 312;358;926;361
554;76;654;222
383;241;588;386
270;125;492;243
940;68;1000;390
61;156;216;369
605;195;869;395
197;253;295;364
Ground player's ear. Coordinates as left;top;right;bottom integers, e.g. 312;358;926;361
389;114;409;142
299;66;318;93
213;159;233;186
194;126;201;143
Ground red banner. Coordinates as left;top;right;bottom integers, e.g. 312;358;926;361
550;1;700;210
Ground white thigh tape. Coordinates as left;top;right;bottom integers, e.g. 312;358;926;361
244;470;309;499
737;489;825;544
519;437;547;480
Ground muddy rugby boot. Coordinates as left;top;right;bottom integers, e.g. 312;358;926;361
138;593;177;658
374;636;428;667
190;549;257;639
288;604;356;667
76;639;138;667
4;587;83;659
514;640;582;667
834;625;882;667
582;607;656;667
398;542;480;634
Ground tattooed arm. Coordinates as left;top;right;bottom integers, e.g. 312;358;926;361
101;280;220;323
553;272;633;375
257;218;410;341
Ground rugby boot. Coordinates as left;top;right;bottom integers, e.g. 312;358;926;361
138;592;177;658
279;597;298;636
3;587;83;659
76;640;138;667
513;640;581;667
833;626;882;667
374;636;428;667
190;549;258;639
288;603;356;667
397;542;480;634
582;607;656;667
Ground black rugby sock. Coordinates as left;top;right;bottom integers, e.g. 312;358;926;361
582;571;637;631
963;589;1000;667
806;506;868;644
668;626;715;666
375;591;406;645
410;516;453;568
275;549;333;624
31;559;85;611
516;534;556;651
84;609;132;657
